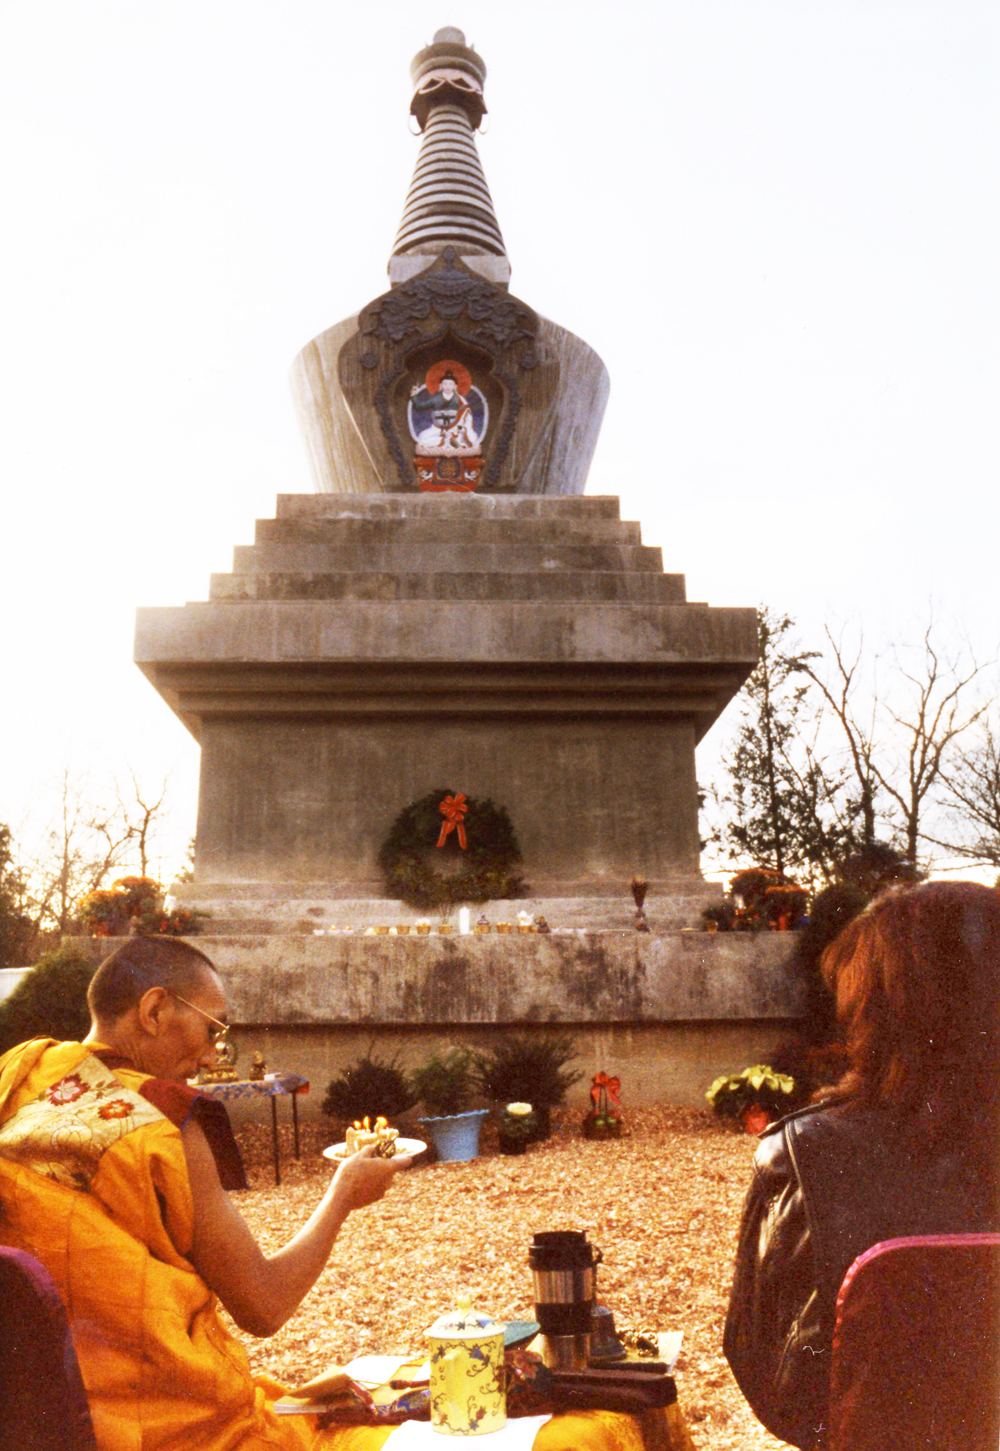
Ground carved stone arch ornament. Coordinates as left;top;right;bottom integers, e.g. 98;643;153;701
338;249;558;492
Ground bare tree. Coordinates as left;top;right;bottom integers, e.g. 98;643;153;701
796;630;881;850
936;721;1000;868
20;768;172;937
116;769;169;878
24;771;133;933
798;624;986;867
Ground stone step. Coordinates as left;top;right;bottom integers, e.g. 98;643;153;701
255;515;642;548
209;568;686;604
275;493;623;521
231;540;664;575
137;597;750;670
170;890;722;933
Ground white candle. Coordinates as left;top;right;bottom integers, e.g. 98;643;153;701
459;907;471;935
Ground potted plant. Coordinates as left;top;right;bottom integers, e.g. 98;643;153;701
705;1064;797;1134
78;876;205;938
582;1071;623;1139
763;883;808;931
473;1034;582;1140
496;1101;537;1154
409;1048;487;1162
322;1045;418;1130
701;900;736;932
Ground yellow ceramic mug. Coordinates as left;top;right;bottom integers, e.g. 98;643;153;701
427;1297;506;1436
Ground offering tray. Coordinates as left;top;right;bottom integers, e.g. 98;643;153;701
322;1138;426;1161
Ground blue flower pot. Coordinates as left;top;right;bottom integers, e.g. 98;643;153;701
422;1109;489;1162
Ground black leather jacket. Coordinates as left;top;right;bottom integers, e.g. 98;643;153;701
723;1102;998;1450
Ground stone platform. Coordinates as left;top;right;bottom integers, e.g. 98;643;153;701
70;929;803;1111
170;887;720;934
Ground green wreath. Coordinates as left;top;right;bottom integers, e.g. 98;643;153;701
377;787;527;909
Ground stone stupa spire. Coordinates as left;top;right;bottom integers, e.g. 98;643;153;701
390;27;509;283
290;27;611;495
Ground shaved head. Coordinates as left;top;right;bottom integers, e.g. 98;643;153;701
87;937;219;1024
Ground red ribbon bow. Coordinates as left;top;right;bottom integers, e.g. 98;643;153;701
590;1071;621;1109
436;793;468;850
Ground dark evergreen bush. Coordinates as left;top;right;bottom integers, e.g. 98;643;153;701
321;1046;418;1123
473;1034;582;1108
790;883;869;1044
0;945;96;1056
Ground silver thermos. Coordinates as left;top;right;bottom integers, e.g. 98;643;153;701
528;1230;603;1370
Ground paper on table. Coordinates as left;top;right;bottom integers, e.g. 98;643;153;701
386;1415;552;1447
345;1354;416;1386
272;1354;416;1414
657;1332;683;1373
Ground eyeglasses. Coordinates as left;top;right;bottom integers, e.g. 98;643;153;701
167;990;230;1053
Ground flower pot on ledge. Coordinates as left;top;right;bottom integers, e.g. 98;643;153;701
740;1104;772;1136
421;1109;489;1162
582;1112;623;1141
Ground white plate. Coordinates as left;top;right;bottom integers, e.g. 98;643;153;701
322;1137;427;1162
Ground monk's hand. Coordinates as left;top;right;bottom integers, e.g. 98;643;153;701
329;1143;412;1215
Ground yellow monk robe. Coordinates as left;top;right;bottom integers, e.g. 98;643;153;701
0;1039;692;1451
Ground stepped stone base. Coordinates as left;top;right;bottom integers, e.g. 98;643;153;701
136;493;756;901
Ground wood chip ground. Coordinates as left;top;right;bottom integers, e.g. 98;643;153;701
231;1107;793;1450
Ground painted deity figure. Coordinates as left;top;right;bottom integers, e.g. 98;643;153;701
408;360;487;456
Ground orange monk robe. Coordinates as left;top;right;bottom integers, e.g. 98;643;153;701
0;1038;375;1451
0;1039;692;1451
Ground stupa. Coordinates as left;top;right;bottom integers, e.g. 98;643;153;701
136;28;757;932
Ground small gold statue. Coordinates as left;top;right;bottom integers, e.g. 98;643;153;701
198;1036;240;1084
249;1051;267;1081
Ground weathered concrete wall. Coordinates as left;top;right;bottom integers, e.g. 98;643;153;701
222;1020;801;1119
199;931;799;1026
67;931;802;1113
0;967;29;1003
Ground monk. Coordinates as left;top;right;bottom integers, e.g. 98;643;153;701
0;936;410;1451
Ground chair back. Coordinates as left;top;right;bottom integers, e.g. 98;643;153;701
828;1233;1000;1451
0;1246;98;1451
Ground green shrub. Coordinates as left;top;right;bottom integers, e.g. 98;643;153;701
473;1034;582;1108
321;1046;418;1123
0;945;96;1056
409;1047;477;1117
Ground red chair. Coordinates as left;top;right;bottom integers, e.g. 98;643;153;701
828;1233;1000;1451
0;1246;98;1451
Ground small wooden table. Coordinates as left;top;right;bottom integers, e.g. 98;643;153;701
193;1073;309;1184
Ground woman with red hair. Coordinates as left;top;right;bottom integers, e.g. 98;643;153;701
724;880;1000;1448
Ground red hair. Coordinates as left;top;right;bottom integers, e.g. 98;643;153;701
820;882;1000;1165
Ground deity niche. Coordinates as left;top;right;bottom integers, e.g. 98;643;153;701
408;358;488;492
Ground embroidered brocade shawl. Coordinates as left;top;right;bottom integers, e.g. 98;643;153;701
0;1038;388;1451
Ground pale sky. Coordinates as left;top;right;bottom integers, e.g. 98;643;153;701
1;0;997;881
